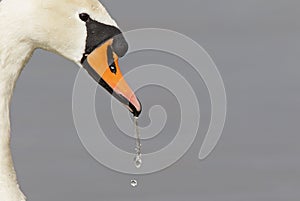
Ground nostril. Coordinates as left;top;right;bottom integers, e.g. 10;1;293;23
112;34;128;58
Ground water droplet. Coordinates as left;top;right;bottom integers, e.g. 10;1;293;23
134;155;142;168
130;179;138;187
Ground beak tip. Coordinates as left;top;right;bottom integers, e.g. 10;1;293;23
129;99;142;117
133;110;141;117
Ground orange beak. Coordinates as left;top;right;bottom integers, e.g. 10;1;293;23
82;39;141;117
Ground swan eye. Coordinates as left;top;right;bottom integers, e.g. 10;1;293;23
109;63;117;74
79;13;90;22
107;46;117;74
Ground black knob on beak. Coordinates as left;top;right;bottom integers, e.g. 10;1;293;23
112;34;128;58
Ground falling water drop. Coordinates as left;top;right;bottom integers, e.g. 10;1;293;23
133;117;142;168
134;155;142;168
130;179;138;187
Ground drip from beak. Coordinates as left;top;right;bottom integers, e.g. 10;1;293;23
81;39;142;117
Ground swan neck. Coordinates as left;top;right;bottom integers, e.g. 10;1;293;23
0;40;33;201
0;40;33;161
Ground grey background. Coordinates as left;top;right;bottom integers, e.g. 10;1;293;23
10;0;300;201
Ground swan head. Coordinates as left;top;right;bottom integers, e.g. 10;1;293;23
13;0;141;116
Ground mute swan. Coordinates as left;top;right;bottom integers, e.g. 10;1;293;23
0;0;141;200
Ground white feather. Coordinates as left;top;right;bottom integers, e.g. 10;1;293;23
0;0;118;200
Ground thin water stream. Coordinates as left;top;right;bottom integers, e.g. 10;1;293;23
133;117;142;168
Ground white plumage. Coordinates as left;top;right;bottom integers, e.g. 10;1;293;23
0;0;119;200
